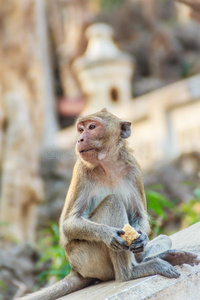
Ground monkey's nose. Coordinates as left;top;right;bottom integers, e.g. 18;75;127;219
78;138;84;143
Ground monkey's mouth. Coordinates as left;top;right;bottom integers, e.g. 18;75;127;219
80;148;95;154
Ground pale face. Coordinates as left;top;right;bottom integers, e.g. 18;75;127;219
75;112;131;164
76;118;106;163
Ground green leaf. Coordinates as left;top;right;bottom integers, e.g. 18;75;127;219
146;184;165;190
0;280;6;289
37;222;71;284
194;189;200;200
0;221;10;227
180;181;195;186
146;190;173;208
51;224;59;239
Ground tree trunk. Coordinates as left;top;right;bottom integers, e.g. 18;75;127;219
0;0;45;243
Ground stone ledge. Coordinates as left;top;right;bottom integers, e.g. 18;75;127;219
59;222;200;300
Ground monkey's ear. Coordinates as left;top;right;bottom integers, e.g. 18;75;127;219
120;121;131;139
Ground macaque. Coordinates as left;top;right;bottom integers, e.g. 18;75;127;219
20;109;200;300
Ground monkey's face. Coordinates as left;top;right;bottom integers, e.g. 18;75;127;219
76;110;132;164
76;118;106;163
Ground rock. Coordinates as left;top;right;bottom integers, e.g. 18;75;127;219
145;152;200;204
39;147;75;225
0;243;40;300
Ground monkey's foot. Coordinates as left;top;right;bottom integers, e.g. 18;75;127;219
156;260;181;278
157;249;200;266
131;258;181;279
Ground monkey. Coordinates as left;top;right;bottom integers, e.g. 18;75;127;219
19;109;200;300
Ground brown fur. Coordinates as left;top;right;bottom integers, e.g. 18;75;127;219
19;109;200;300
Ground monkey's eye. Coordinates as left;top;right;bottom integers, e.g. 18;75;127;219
89;124;96;130
79;127;84;133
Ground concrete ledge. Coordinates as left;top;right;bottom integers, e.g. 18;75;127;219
59;222;200;300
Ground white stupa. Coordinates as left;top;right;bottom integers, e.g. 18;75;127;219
73;23;134;113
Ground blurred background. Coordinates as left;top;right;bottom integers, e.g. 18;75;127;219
0;0;200;298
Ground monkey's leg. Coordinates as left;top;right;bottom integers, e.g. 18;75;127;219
132;249;200;279
138;236;200;268
131;258;181;279
107;234;181;280
144;249;200;267
135;234;172;263
66;239;115;281
95;213;181;280
90;195;136;281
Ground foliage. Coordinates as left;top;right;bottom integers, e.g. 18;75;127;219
0;280;7;290
100;0;125;12
179;188;200;227
194;188;200;199
145;185;176;237
0;280;7;300
37;223;70;285
146;185;200;237
88;0;125;13
180;60;195;78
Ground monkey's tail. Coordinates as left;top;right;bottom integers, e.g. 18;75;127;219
17;271;94;300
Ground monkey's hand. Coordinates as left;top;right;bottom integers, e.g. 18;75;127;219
130;231;148;253
105;228;129;252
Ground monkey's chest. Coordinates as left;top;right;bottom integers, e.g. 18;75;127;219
84;183;133;218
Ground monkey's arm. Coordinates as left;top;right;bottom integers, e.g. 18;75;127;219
128;158;150;233
61;214;128;251
129;206;149;254
128;162;150;253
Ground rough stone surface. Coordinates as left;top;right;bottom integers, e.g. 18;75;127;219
39;147;75;225
0;243;40;300
58;222;200;300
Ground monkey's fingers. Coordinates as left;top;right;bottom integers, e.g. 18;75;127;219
117;230;125;236
131;231;148;245
131;240;146;248
110;234;129;251
130;231;148;253
130;246;144;253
